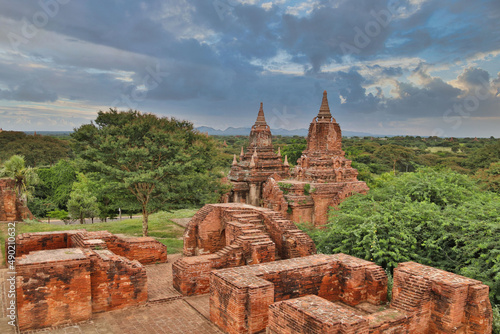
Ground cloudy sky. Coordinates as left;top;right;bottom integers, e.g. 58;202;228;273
0;0;499;136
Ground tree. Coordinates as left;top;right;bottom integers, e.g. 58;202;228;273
35;159;78;209
474;161;500;194
72;109;226;236
374;144;414;174
67;174;100;224
0;155;39;202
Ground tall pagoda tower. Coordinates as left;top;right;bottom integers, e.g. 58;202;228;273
295;91;360;183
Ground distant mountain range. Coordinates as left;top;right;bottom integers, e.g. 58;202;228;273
195;126;385;137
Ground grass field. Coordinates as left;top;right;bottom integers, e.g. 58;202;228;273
0;209;197;265
426;147;453;153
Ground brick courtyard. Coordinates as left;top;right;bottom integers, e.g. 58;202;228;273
1;254;222;334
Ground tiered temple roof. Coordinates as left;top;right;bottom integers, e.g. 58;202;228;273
294;91;360;183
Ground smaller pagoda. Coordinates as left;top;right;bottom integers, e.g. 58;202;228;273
227;103;290;206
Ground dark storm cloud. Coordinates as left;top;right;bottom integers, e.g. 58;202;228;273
0;80;57;102
0;0;498;134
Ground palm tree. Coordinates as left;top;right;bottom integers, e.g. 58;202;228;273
0;155;39;202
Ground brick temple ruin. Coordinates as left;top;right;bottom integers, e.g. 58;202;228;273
210;254;493;334
173;203;316;296
0;178;33;222
9;229;167;331
226;91;369;226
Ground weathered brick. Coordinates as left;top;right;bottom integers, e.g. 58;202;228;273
209;254;387;334
0;178;34;222
175;203;315;296
16;248;93;331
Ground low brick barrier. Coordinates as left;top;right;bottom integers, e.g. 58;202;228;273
16;247;148;331
209;254;387;334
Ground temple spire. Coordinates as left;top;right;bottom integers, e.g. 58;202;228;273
317;90;332;121
255;102;267;126
250;154;256;168
284;155;289;166
232;154;238;165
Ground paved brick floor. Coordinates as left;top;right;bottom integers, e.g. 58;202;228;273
146;254;183;302
1;254;223;334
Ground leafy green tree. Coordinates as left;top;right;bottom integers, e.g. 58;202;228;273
466;140;500;171
280;139;306;166
311;168;500;303
474;162;500;194
34;159;78;212
67;174;100;224
47;210;70;224
0;155;39;201
72;109;226;236
374;144;414;174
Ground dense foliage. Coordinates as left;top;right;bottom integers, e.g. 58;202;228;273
0;131;71;167
309;168;500;303
28;159;78;217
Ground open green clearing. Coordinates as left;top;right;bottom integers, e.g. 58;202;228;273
0;209;197;264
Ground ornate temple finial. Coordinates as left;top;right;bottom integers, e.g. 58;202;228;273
277;147;281;157
284;155;289;166
232;154;238;166
255;102;267;126
317;90;332;121
250;154;256;168
253;147;258;157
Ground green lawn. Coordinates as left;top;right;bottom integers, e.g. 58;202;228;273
0;209;197;264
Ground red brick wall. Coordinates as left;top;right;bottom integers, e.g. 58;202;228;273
175;203;315;296
0;178;34;221
109;236;167;264
268;295;370;334
16;247;149;331
183;203;315;259
391;262;492;334
11;230;167;265
13;230;83;258
16;248;93;331
0;178;19;221
183;205;226;256
214;256;492;334
209;254;387;334
173;230;275;296
88;250;147;313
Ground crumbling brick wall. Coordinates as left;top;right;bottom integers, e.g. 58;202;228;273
16;247;148;331
16;248;93;331
13;230;83;257
87;249;147;313
174;203;315;296
10;229;167;265
0;178;33;221
268;295;371;334
209;254;387;334
182;203;315;258
210;254;492;334
391;262;492;333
